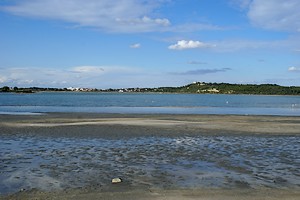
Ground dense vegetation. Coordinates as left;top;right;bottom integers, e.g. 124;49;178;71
1;82;300;95
0;86;68;93
155;82;300;95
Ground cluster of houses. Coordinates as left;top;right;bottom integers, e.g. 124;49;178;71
66;87;96;92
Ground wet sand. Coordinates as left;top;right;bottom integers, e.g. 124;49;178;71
2;188;300;200
1;113;300;199
1;113;300;137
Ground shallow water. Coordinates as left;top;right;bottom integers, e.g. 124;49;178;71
1;93;300;115
0;135;300;194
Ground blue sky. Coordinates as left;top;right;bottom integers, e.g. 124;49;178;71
1;0;300;88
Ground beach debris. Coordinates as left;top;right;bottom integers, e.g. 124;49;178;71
111;178;122;184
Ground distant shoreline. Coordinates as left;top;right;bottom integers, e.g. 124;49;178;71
1;82;300;95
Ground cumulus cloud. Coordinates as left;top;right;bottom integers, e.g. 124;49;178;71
288;67;300;72
247;0;300;32
168;40;215;50
2;0;171;33
130;43;141;49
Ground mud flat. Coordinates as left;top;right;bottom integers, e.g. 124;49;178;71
0;113;300;199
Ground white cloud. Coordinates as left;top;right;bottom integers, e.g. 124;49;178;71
130;43;141;49
0;67;68;87
1;0;229;33
116;16;170;27
0;75;8;83
168;40;215;50
172;68;232;75
2;0;171;33
210;35;300;52
288;67;300;72
72;66;105;73
0;66;144;88
247;0;300;32
168;23;224;32
2;66;300;88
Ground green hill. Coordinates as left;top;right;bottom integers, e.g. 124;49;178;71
154;82;300;95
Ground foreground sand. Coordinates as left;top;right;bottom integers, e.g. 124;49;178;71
2;188;300;200
1;113;300;199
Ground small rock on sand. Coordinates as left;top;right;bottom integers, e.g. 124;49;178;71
112;178;122;184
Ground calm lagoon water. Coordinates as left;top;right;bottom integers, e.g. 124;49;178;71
1;92;300;115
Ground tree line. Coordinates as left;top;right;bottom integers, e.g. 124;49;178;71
1;82;300;95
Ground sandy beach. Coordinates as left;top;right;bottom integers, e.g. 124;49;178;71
1;113;300;199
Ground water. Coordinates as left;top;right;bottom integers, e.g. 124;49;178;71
1;92;300;115
1;135;299;194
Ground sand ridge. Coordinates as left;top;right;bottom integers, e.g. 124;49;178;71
1;118;203;127
1;113;300;135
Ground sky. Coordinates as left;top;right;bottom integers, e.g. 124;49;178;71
1;0;300;89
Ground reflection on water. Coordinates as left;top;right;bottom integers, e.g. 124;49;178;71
1;106;300;116
1;135;300;194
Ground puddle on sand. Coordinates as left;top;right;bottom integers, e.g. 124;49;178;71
1;135;300;194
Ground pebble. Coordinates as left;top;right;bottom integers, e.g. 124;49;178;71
111;178;122;184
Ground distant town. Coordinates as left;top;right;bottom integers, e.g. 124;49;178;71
1;82;300;95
